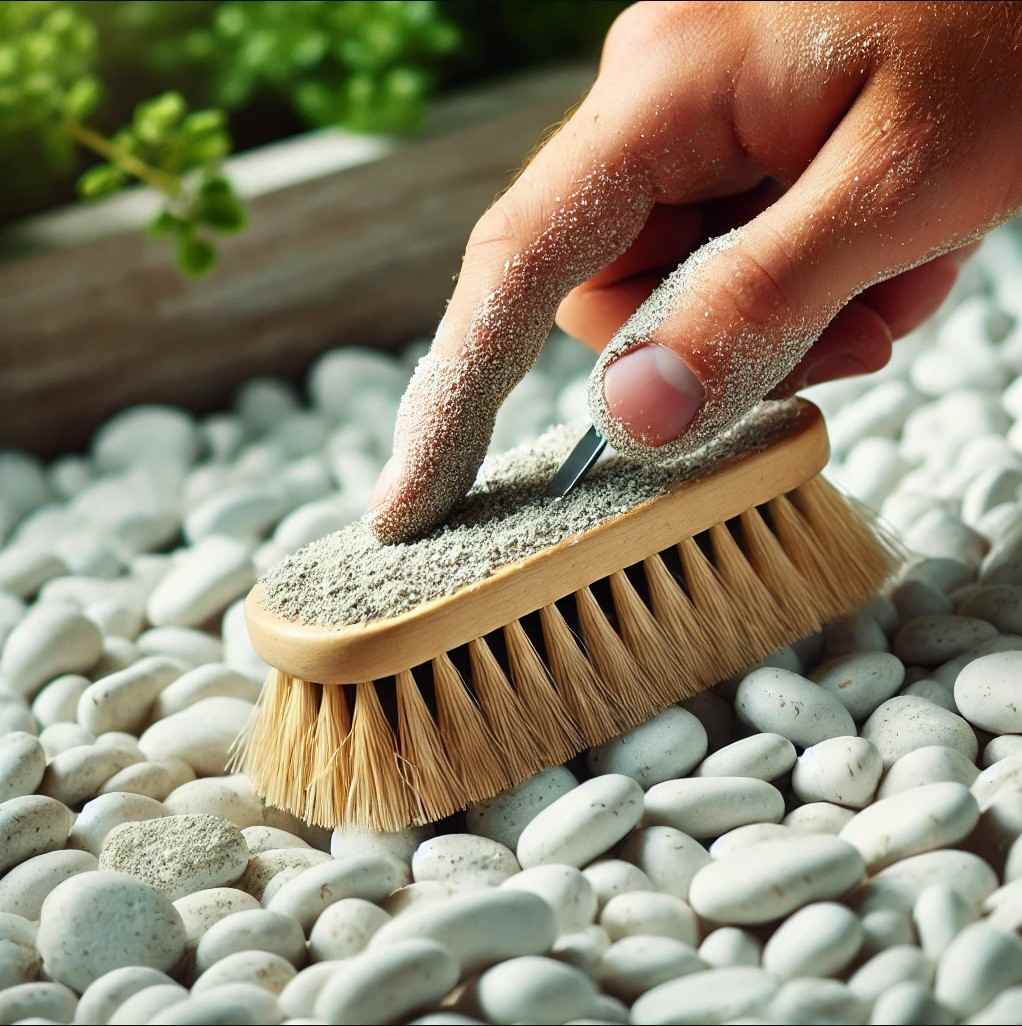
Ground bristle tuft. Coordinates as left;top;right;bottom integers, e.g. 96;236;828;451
469;637;547;780
575;586;659;722
432;652;511;802
503;619;580;764
395;669;461;824
539;602;623;744
739;506;821;635
346;682;411;831
304;684;352;827
607;570;693;704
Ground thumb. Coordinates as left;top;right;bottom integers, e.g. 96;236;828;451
589;87;970;460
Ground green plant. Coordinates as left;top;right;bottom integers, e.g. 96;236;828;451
74;93;245;276
0;1;243;274
1;1;623;274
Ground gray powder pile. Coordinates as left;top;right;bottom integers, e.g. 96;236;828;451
98;814;249;901
262;401;802;628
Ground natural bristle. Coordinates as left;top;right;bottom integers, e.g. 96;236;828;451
238;473;900;830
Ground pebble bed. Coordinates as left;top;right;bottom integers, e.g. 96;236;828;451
1;221;1022;1026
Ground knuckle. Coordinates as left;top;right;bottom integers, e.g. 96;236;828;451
710;241;793;331
602;2;684;65
464;200;523;263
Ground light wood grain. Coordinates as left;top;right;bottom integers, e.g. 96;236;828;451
0;66;594;456
245;400;830;684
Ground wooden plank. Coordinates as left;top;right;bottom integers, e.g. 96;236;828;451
0;66;594;456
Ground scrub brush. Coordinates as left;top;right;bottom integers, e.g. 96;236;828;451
234;399;899;831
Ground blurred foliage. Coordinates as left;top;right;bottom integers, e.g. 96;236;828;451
0;0;627;272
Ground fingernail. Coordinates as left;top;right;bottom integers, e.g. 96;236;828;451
602;344;705;446
369;457;398;511
805;351;869;387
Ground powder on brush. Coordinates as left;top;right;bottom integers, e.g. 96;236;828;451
261;400;802;628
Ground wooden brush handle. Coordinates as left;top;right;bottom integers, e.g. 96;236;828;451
246;400;829;684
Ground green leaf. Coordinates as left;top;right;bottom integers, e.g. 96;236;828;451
176;232;216;276
76;162;126;199
134;90;186;143
64;75;100;119
147;209;188;238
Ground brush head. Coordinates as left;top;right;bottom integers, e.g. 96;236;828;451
246;400;830;684
236;400;902;831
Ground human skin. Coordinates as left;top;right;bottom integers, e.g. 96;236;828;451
369;1;1022;543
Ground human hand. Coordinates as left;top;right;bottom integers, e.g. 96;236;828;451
370;0;1022;543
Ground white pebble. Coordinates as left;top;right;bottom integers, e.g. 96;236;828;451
586;707;706;787
0;846;97;919
761;902;862;978
581;859;654;909
644;777;785;840
839;781;979;871
146;537;255;628
315;939;458;1026
93;406;198;472
862;696;978;766
329;823;431;864
855;849;998;915
266;854;408;932
849;945;934;1002
823;611;889;658
502;865;596;933
792;736;883;808
694;733;795;780
0;544;66;600
935;921;1022;1018
37;871;186;991
474;955;595;1026
770;977;868;1026
550;923;610;977
173;887;261;948
370;888;556;974
599;891;697;945
77;656;182;735
689;835;865;925
709;823;791;858
783;802;857;835
0;604;103;697
39;743;140;807
878;744;980;798
811;652;907;720
99;814;248;900
597;935;703;1002
955;650;1022;732
75;966;175;1026
139;697;254;776
870;980;954;1026
166;775;263;828
466;767;578;851
0;732;45;802
192;948;296;994
516;775;643;869
631;966;779;1026
109;982;189;1024
698;927;762;969
615;826;711;900
239;849;330;901
195;908;305;974
914;883;977;959
413;834;519;889
0;981;77;1024
735;667;855;746
308;898;389;962
0;795;73;873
